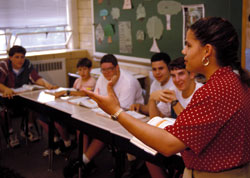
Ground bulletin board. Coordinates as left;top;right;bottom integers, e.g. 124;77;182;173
92;0;242;62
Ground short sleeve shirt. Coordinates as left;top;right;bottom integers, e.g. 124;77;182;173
73;76;96;91
94;69;144;110
165;67;250;172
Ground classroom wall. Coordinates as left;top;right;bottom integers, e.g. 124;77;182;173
78;0;93;60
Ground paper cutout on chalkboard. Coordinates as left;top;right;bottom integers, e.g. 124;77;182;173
146;16;163;52
150;38;160;52
119;21;132;54
182;4;204;48
104;24;115;43
95;23;104;44
136;4;146;21
123;0;132;10
157;1;182;30
100;9;108;20
98;0;103;4
136;30;145;41
111;7;120;20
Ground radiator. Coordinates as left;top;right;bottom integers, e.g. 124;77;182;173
31;58;67;87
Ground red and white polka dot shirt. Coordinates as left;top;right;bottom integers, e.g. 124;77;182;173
165;66;250;172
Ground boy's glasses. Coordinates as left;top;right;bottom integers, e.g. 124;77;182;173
101;66;115;73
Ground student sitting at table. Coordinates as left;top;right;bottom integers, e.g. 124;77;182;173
40;57;96;156
53;57;96;97
123;52;176;177
64;54;144;177
0;45;57;147
130;52;176;117
147;56;203;178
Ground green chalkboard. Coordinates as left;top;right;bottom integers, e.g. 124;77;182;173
93;0;242;61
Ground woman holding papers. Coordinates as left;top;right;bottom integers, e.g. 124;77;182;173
84;17;250;178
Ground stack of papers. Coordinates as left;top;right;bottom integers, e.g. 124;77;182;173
130;116;176;155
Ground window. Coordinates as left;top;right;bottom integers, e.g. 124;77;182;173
0;0;74;54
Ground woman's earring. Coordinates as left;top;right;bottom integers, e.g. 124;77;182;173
202;57;209;66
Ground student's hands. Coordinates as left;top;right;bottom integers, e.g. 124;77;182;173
161;89;177;103
149;89;177;103
130;103;141;112
83;75;120;115
53;91;66;98
44;83;58;90
35;78;58;89
2;88;15;99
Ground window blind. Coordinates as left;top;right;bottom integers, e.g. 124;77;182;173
0;0;67;28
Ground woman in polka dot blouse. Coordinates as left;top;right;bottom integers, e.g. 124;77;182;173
83;17;250;178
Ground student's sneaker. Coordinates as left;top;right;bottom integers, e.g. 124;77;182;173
60;140;77;155
42;148;61;157
20;126;40;142
42;139;61;157
27;126;40;142
63;158;97;178
9;132;20;148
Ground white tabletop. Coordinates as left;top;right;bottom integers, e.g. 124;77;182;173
18;90;55;104
19;90;143;141
72;112;121;133
46;98;90;115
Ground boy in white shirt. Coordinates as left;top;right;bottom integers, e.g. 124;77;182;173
130;52;176;117
64;54;144;177
147;57;203;178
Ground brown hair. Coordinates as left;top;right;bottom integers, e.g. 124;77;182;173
190;17;250;86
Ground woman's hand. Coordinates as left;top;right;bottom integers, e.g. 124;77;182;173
83;75;120;115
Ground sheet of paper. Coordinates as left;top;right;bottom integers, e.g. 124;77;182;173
119;21;132;54
111;7;120;20
130;116;177;155
182;4;205;48
123;0;132;10
95;23;104;44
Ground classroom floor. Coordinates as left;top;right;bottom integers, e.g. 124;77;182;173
0;117;151;178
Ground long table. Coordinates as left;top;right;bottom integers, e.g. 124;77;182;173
17;90;182;177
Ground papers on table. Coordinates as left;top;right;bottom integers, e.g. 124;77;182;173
44;87;76;95
68;97;98;109
92;107;110;117
130;116;176;155
91;108;146;120
12;84;45;93
125;110;146;119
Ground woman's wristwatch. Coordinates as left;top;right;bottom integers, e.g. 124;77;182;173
111;108;124;121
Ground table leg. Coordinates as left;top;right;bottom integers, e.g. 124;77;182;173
48;118;54;171
78;131;83;178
